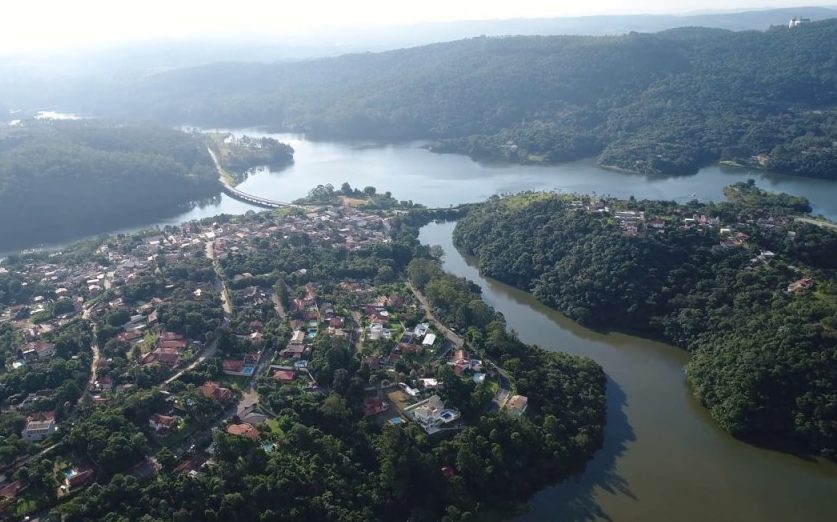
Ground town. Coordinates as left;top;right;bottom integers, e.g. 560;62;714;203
0;201;529;518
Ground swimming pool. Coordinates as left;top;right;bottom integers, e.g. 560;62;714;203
440;410;459;422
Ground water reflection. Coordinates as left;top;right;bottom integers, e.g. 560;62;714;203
522;377;635;522
419;221;837;522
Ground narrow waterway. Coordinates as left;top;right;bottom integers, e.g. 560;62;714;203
419;221;837;522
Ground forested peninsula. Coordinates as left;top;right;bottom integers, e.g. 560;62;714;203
453;184;837;455
63;20;837;179
0;121;220;246
207;132;294;185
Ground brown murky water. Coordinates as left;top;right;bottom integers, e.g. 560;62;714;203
420;221;837;522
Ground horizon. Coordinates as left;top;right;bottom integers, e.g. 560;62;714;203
2;1;834;55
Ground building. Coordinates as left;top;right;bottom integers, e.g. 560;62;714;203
787;277;814;293
789;17;811;29
226;423;260;440
22;412;57;442
404;395;460;434
199;381;233;401
64;464;95;491
273;369;296;383
149;413;177;434
505;395;529;417
363;397;388;416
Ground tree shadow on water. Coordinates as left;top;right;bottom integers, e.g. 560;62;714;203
517;376;636;521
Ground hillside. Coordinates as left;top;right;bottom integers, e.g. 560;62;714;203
0;121;219;247
452;185;837;455
63;20;837;179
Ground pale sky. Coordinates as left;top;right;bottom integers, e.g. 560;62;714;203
0;0;827;52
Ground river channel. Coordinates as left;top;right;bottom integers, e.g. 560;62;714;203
3;131;837;519
419;221;837;522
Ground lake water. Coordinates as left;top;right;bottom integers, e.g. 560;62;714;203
4;130;837;255
234;132;837;219
3;132;837;519
419;221;837;522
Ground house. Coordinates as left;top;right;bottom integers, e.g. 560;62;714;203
64;464;95;490
149;413;177;434
422;333;437;347
280;343;307;359
404;395;460;434
23;341;55;359
789;17;811;28
22;411;57;442
787;278;814;293
222;359;245;375
328;316;345;329
97;375;114;391
199;381;233;402
273;369;296;383
155;351;180;367
413;323;430;338
363;397;388;416
227;423;260;440
505;395;529;417
363;355;380;370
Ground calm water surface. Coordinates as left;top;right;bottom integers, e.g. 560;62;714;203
419;221;837;522
4;131;837;254
3;131;837;519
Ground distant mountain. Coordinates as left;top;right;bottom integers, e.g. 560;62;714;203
61;19;837;180
356;6;837;45
2;6;835;81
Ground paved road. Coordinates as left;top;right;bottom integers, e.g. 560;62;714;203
164;339;219;385
406;281;464;347
407;282;513;409
87;337;101;391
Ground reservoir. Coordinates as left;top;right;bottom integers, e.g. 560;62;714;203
2;131;836;519
419;221;837;522
4;131;837;254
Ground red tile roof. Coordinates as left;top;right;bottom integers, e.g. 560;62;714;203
227;423;260;440
273;370;295;383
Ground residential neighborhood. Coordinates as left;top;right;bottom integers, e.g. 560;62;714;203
0;202;526;519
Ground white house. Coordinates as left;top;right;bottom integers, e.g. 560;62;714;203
404;395;460;434
22;414;57;442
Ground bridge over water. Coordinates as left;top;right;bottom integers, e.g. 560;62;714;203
207;147;299;209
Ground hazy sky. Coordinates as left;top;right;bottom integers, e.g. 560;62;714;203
0;1;827;52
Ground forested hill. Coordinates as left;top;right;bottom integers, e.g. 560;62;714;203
0;122;219;248
453;185;837;455
69;19;837;179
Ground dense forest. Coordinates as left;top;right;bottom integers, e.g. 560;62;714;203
0;121;220;247
207;133;294;184
453;184;837;455
56;20;837;179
